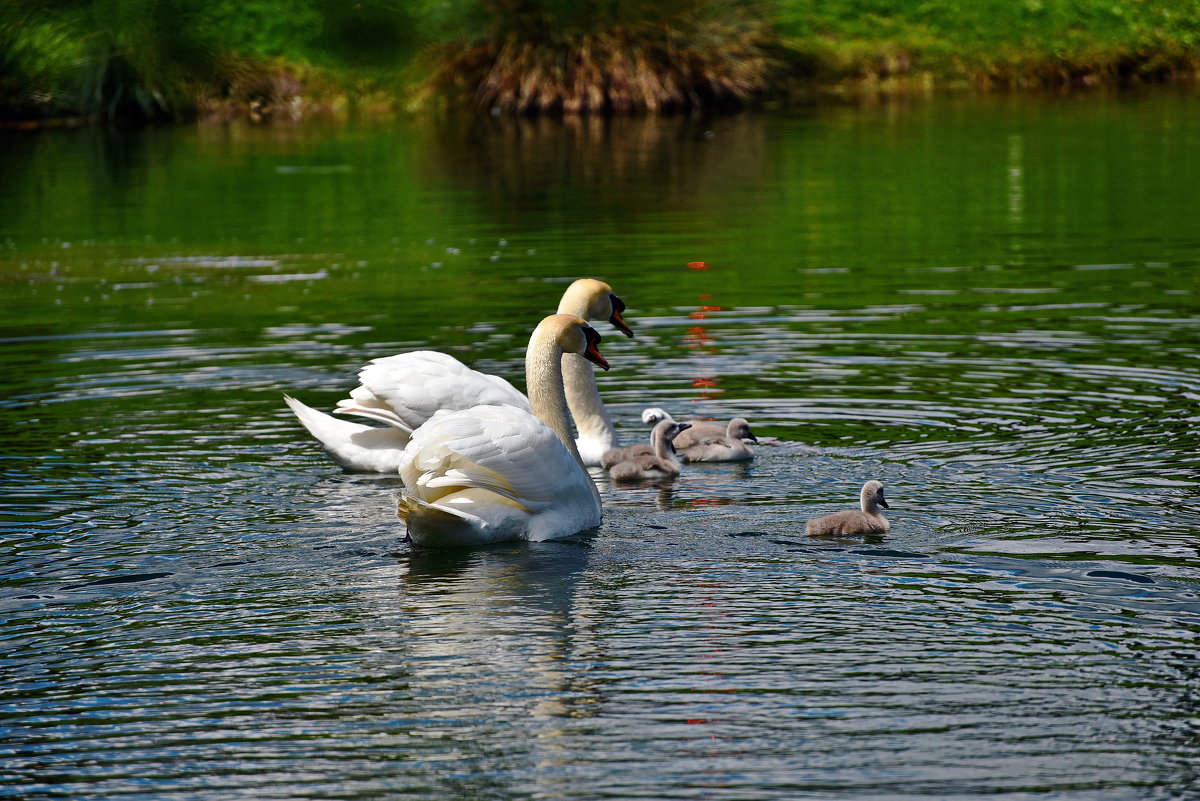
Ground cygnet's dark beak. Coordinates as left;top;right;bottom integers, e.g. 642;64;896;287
609;294;634;338
879;496;890;509
582;326;610;370
677;423;692;432
745;427;759;443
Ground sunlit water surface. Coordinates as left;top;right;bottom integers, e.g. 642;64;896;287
2;89;1199;799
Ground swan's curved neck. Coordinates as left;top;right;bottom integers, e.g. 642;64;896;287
860;493;881;515
562;354;616;448
556;293;618;451
526;326;584;464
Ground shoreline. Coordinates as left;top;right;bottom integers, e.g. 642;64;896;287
2;46;1197;130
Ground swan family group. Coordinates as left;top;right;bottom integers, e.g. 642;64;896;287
286;279;890;547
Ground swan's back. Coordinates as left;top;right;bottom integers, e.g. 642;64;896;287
343;351;529;431
399;404;599;546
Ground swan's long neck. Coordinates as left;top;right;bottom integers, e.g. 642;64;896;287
526;326;585;464
526;323;603;508
562;354;617;449
861;489;882;515
557;291;618;451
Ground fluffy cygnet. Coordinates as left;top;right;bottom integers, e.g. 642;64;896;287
607;420;691;481
638;408;758;462
805;480;890;536
677;417;757;463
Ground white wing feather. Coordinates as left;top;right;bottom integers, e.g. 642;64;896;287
350;351;529;432
401;405;588;512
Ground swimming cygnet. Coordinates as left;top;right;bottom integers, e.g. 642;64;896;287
608;420;691;481
805;480;890;536
638;408;758;463
677;417;757;463
599;408;664;467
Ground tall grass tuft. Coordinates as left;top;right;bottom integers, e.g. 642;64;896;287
419;1;782;114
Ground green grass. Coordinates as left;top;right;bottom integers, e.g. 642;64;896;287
777;0;1200;88
2;0;1198;123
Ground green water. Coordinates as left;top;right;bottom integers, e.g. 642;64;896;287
2;89;1199;799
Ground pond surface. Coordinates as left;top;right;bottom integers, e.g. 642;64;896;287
2;88;1199;799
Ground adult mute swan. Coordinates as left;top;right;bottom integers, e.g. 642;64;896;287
805;480;890;536
398;314;608;547
285;279;632;472
607;420;691;481
628;409;758;463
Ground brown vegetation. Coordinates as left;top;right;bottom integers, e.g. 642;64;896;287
421;19;781;115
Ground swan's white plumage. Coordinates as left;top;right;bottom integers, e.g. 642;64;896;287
397;314;604;547
401;405;595;523
284;394;411;473
286;279;628;472
284;352;526;474
340;350;529;431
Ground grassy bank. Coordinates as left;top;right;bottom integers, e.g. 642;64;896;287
2;0;1198;124
782;0;1200;93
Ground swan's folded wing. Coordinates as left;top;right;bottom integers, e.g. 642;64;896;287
333;397;414;431
352;351;529;430
401;405;588;510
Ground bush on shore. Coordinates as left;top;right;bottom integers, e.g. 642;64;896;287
415;1;782;114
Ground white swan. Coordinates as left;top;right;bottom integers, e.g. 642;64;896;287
398;314;608;547
632;408;758;463
285;279;632;471
607;420;691;481
805;480;890;536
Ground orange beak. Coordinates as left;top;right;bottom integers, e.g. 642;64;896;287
582;326;610;370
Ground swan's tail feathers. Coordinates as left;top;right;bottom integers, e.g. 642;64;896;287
333;398;414;433
284;394;410;473
398;490;528;547
399;492;463;525
398;493;483;548
418;465;539;511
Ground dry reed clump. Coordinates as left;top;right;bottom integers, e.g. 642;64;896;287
425;19;780;115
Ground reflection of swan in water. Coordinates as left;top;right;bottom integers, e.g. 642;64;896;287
285;279;634;471
378;540;602;765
